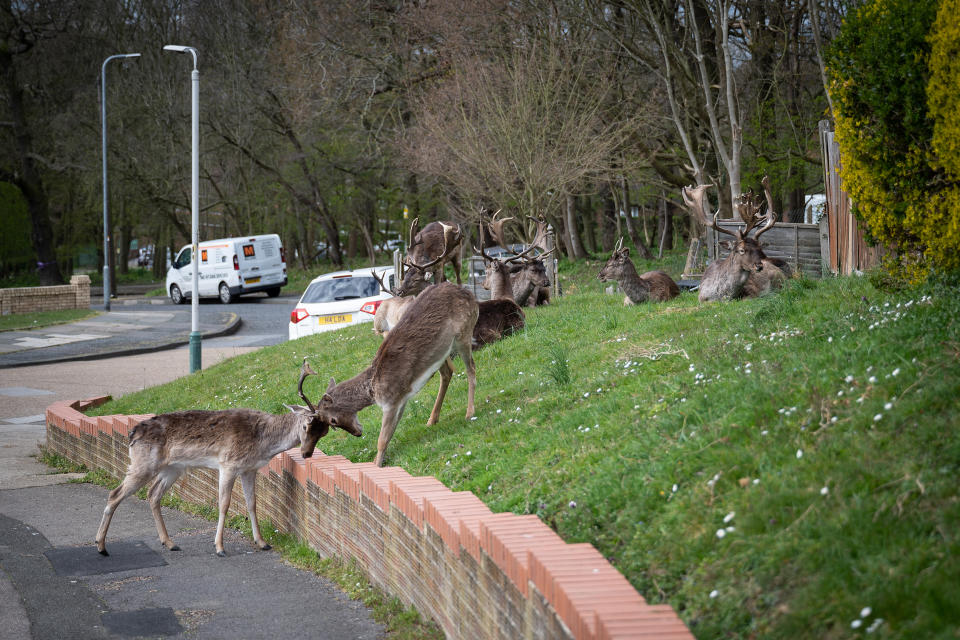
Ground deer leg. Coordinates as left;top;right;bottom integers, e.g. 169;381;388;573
459;342;477;420
427;359;454;426
214;469;238;557
375;403;407;467
96;469;154;555
240;470;270;551
147;468;183;551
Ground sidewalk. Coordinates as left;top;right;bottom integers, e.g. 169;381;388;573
0;305;241;369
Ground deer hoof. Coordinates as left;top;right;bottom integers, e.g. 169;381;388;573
216;550;226;558
98;548;109;557
169;544;180;551
259;543;272;551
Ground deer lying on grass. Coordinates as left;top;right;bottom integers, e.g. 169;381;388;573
597;237;680;304
682;176;785;302
396;218;463;296
478;241;553;307
95;360;360;557
316;281;478;466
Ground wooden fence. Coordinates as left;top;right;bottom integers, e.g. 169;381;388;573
707;221;828;279
818;120;888;274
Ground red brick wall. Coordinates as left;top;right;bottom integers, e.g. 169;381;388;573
46;399;693;640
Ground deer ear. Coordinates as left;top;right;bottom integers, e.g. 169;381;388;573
327;378;336;393
719;240;732;250
620;247;630;257
321;394;333;407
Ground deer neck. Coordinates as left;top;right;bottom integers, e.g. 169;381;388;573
616;260;651;303
511;273;537;306
490;269;513;300
330;368;376;414
272;412;307;454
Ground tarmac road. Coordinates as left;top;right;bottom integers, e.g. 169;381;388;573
0;298;386;639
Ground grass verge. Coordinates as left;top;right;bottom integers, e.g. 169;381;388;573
88;258;960;639
0;308;99;332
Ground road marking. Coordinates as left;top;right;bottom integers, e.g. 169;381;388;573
0;387;54;397
1;414;46;424
13;333;109;348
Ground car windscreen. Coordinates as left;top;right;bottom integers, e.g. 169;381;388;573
301;276;379;303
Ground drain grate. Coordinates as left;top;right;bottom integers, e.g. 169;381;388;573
101;607;184;637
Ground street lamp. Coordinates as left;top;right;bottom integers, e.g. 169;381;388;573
101;52;141;312
163;44;201;373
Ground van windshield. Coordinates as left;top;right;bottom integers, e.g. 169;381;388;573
301;276;379;303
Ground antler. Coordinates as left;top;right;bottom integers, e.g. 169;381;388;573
525;214;550;252
681;184;738;238
407;217;421;251
474;221;495;263
372;269;400;296
614;236;625;252
753;175;778;239
736;176;778;239
406;222;459;272
298;358;318;413
488;210;514;247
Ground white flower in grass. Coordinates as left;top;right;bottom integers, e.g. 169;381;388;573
884;402;893;410
868;376;877;384
709;590;719;599
828;336;833;343
831;416;838;423
860;606;872;618
821;487;829;495
672;484;678;493
496;409;502;414
873;414;883;422
753;478;760;485
867;618;884;633
725;526;735;533
892;367;901;377
837;390;844;397
568;501;577;508
466;451;471;456
715;528;726;539
851;619;862;629
845;375;854;383
723;511;735;523
796;449;804;459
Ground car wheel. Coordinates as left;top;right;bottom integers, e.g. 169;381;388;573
170;284;185;305
266;287;281;298
218;282;233;304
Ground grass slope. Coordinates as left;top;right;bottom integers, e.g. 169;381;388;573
94;256;960;639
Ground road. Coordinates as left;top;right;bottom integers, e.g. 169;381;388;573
0;298;386;639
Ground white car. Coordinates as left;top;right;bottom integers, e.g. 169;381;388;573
288;266;396;339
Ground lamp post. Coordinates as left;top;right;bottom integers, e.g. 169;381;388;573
163;45;201;373
101;53;141;312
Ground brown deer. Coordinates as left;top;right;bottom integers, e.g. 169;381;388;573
370;269;415;337
597;237;680;304
315;281;478;467
95;361;359;557
682;177;784;302
477;237;553;307
396;218;463;296
472;298;525;349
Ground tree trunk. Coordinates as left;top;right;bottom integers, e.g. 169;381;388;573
657;195;673;257
600;190;617;253
1;50;63;285
619;178;654;260
564;193;586;259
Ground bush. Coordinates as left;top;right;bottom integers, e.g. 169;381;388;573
828;0;960;276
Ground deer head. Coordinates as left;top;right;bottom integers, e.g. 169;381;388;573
397;219;461;296
597;237;632;283
290;359;362;452
682;178;777;276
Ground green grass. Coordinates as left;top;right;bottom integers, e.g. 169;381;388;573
0;308;99;332
90;258;960;639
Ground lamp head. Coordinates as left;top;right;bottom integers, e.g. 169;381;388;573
163;45;198;69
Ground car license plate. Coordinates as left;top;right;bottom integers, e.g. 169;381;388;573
318;314;351;325
245;276;261;284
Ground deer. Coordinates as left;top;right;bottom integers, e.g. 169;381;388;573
682;176;785;302
95;360;360;557
370;269;415;337
395;218;463;296
476;217;554;308
314;281;478;467
597;237;680;304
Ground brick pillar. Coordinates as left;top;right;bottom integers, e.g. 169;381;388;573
70;274;91;309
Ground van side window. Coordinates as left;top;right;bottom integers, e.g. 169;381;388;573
175;248;191;268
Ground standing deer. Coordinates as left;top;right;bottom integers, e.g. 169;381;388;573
95;361;359;557
682;177;784;302
315;282;478;467
597;237;680;304
396;218;463;296
370;270;415;337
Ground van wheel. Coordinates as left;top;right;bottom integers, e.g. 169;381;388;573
218;282;233;304
266;287;281;298
170;284;185;305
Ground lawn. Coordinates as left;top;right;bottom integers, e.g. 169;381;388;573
0;308;99;332
91;254;960;639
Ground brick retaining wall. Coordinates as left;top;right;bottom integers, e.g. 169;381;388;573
45;398;693;640
0;275;91;315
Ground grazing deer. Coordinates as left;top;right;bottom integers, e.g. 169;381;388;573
682;177;784;302
396;218;463;296
315;282;478;466
597;237;680;304
96;361;360;557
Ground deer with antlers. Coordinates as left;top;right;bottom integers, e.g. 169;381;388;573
314;281;478;466
95;360;360;557
597;237;680;305
395;218;463;296
682;177;786;302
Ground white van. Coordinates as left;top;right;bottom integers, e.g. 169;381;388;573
166;234;287;304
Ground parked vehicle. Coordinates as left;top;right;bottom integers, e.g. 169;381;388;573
166;234;287;304
288;266;396;339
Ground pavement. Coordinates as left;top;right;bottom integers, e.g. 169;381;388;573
0;288;387;639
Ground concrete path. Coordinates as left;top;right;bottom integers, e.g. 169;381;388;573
0;343;386;639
